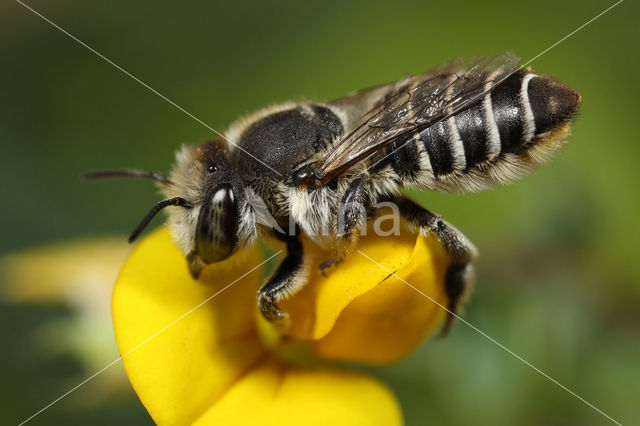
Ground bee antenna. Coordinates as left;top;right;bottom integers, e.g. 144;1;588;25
129;197;192;243
82;169;172;185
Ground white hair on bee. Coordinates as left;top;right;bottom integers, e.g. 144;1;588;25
484;125;572;188
398;139;437;189
368;165;401;198
161;145;206;254
288;185;338;248
525;124;571;165
394;124;572;195
161;144;259;256
236;196;258;249
84;51;579;331
271;249;314;303
486;153;540;186
325;104;352;138
447;116;467;171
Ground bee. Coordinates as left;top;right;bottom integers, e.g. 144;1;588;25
86;51;580;333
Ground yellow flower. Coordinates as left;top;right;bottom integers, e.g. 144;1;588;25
113;223;450;425
280;228;449;364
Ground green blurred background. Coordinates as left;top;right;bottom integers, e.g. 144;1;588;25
1;0;638;424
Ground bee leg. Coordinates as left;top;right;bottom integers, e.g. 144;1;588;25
319;258;341;276
395;196;478;336
331;176;373;264
319;177;372;275
257;233;306;325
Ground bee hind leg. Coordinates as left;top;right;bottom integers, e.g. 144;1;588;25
257;233;307;326
395;196;478;336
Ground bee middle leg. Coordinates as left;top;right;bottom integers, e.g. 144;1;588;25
257;233;307;324
318;258;340;276
395;196;478;336
320;176;373;274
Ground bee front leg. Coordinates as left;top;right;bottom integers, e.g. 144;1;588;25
258;233;307;325
395;196;478;336
321;176;373;274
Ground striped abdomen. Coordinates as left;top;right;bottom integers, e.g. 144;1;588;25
383;70;581;191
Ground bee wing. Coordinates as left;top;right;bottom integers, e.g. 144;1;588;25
319;51;521;183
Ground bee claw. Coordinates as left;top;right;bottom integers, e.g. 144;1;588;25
258;293;290;329
319;258;341;276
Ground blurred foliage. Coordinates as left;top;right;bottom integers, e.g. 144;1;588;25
0;0;638;424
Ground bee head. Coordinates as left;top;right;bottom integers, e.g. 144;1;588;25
163;139;252;278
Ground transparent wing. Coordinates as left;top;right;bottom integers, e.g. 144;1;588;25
316;51;521;183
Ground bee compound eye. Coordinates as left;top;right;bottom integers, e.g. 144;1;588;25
194;183;238;264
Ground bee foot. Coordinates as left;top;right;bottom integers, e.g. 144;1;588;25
258;293;290;330
319;258;341;276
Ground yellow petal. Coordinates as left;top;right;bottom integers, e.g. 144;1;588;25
113;227;402;425
280;224;450;365
194;360;402;426
0;236;131;303
113;228;267;425
1;237;132;391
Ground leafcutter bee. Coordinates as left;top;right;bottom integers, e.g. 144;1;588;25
86;51;580;332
